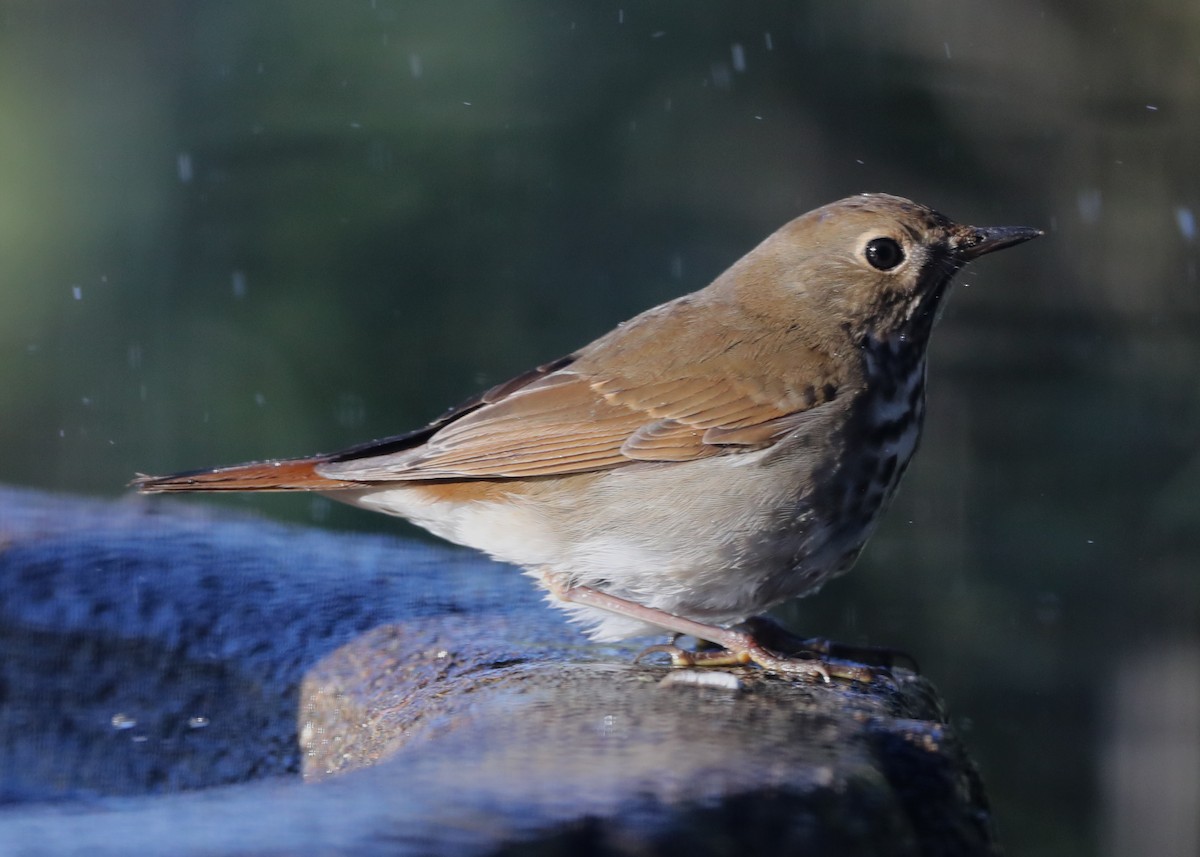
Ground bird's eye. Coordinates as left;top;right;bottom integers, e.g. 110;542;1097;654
864;237;905;271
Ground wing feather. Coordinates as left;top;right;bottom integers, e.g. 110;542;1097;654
317;366;840;481
315;296;849;482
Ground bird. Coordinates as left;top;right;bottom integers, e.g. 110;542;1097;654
133;193;1040;680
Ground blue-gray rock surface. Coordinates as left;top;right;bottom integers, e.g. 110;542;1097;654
0;486;998;856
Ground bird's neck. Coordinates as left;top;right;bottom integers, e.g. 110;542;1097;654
859;332;928;415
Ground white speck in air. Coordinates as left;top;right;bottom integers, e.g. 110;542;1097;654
1175;207;1195;241
731;43;746;72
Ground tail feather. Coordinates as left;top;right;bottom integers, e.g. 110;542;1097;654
131;457;357;493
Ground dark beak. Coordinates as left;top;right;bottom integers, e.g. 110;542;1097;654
955;225;1043;260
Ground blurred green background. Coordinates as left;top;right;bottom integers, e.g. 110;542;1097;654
2;2;1199;855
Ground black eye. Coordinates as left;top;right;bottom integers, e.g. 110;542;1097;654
864;237;905;271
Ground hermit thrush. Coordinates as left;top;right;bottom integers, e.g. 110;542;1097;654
134;194;1040;679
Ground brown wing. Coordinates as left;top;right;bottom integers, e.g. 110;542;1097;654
138;292;850;490
318;289;850;482
316;365;839;481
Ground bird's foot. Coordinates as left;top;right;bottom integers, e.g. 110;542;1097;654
635;638;833;682
542;573;889;683
737;615;921;673
634;631;882;683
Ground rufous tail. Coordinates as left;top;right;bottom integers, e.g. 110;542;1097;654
131;457;358;493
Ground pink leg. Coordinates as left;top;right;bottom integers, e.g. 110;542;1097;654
543;573;878;683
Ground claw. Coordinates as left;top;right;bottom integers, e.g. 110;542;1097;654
740;617;918;673
636;639;843;683
743;645;832;684
634;643;705;667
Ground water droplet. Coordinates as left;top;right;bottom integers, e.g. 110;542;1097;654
731;42;746;73
1077;189;1103;224
1175;207;1195;241
659;670;742;691
111;713;137;730
177;152;193;184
